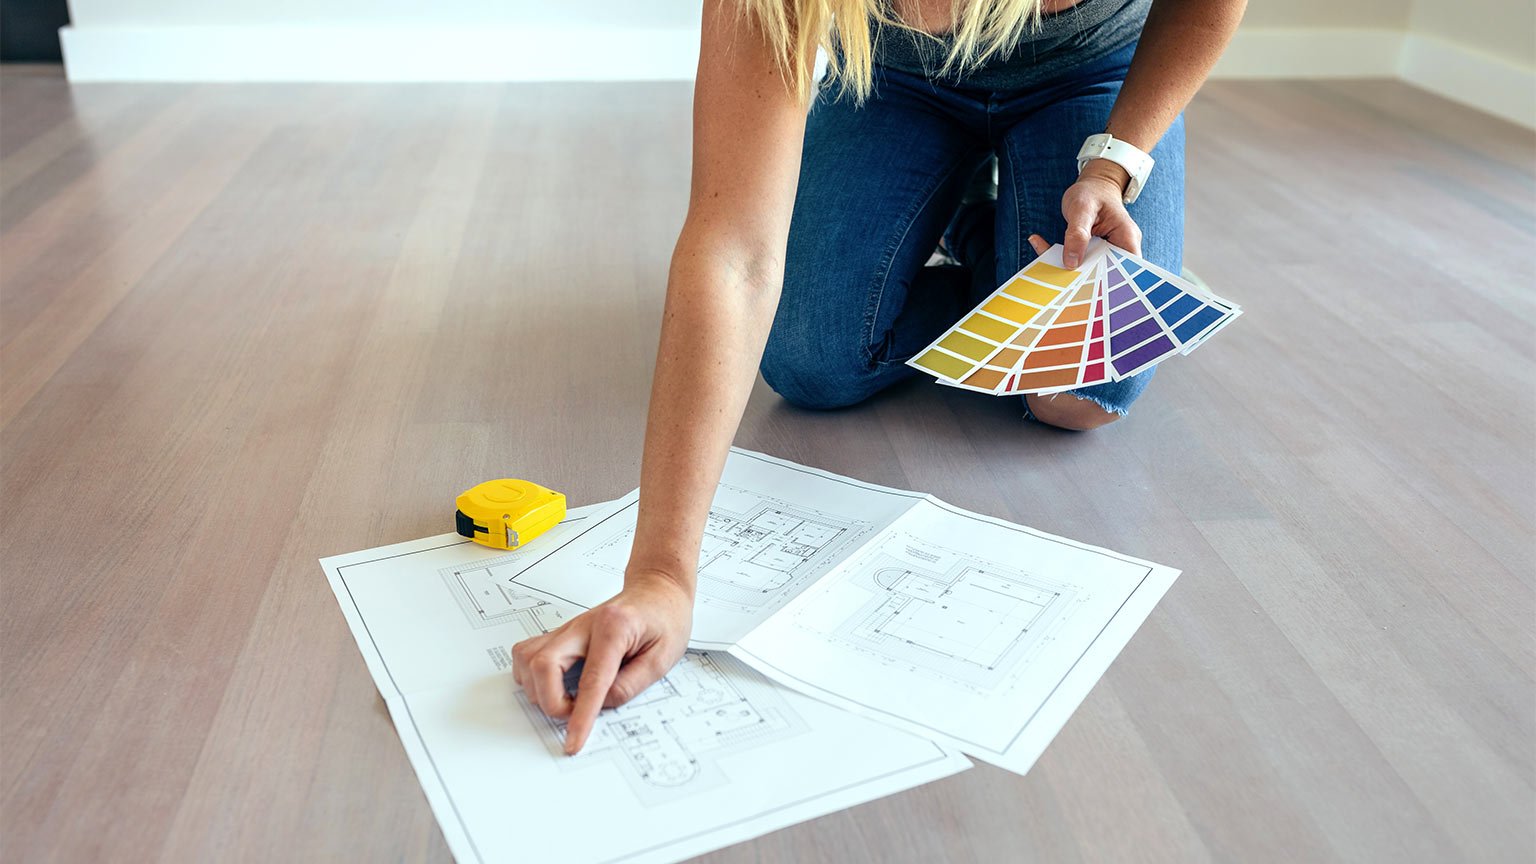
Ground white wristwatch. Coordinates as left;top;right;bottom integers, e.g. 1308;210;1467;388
1076;133;1155;204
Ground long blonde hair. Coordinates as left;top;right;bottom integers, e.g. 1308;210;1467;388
732;0;1044;101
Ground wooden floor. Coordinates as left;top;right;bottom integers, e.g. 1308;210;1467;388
2;67;1533;863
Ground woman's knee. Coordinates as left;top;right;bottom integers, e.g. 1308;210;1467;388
760;334;878;410
1025;392;1125;431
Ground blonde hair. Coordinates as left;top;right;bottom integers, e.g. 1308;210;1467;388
733;0;1044;102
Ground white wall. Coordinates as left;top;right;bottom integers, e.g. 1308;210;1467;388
1394;0;1536;127
1205;0;1534;126
1241;0;1408;29
59;0;1536;127
1408;0;1536;68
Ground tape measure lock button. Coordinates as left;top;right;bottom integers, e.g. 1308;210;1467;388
454;478;566;551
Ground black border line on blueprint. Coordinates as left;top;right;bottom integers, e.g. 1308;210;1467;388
333;528;955;864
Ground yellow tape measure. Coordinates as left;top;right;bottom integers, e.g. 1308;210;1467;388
454;479;566;550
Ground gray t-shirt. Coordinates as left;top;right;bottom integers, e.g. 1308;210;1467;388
871;0;1151;89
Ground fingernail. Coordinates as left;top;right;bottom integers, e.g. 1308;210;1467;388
1064;254;1079;267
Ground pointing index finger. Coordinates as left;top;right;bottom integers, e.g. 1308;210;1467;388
563;629;627;755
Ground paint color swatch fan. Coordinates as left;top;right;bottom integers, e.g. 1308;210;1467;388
908;241;1240;395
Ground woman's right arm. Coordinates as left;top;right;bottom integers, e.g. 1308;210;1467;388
511;0;813;754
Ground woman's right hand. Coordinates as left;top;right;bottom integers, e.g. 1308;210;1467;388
510;570;693;755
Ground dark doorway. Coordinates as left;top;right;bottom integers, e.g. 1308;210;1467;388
1;0;71;63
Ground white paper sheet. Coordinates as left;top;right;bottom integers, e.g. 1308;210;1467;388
508;452;923;650
730;497;1180;775
505;451;1180;777
320;504;970;864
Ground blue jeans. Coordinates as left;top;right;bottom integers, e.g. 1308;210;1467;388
760;42;1184;420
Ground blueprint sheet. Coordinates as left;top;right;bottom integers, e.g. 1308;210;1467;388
507;450;1180;777
730;496;1179;776
508;451;924;650
320;503;969;864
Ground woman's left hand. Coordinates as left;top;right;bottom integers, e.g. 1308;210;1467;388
1030;161;1141;268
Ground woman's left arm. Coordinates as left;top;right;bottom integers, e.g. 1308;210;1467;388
1048;0;1247;267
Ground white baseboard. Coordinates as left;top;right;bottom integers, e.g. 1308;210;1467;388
1397;34;1536;129
1210;28;1404;79
59;25;700;82
64;24;1407;84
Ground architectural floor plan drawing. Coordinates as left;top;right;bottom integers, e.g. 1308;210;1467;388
438;566;814;806
727;489;1179;776
505;456;920;649
440;556;572;636
520;652;807;806
320;497;968;864
580;485;870;614
319;447;1176;863
831;537;1076;691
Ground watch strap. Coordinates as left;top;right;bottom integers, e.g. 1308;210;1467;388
1076;133;1155;204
